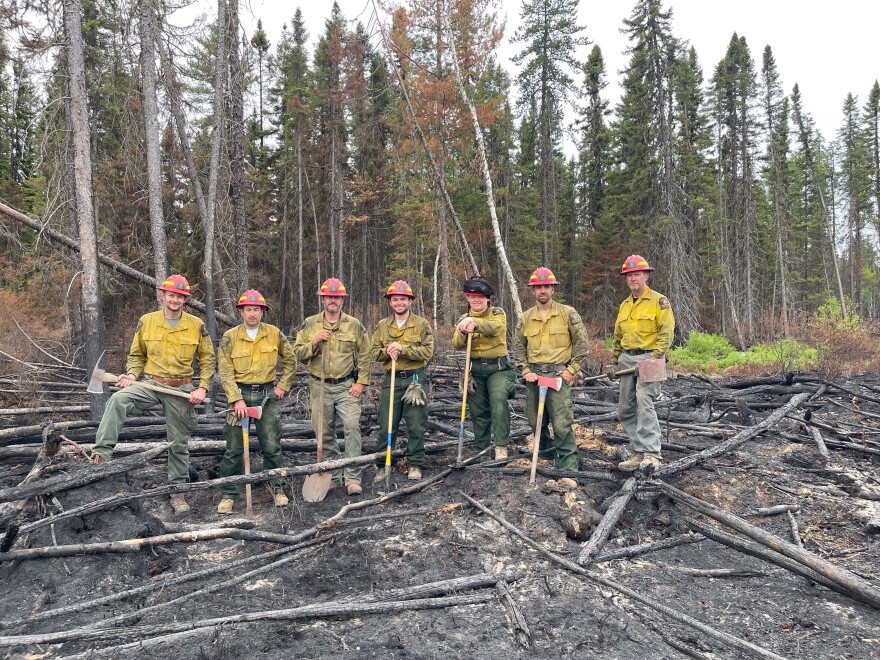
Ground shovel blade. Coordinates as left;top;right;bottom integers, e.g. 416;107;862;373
637;358;667;383
302;473;333;502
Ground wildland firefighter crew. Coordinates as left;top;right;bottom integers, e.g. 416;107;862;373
371;280;435;481
453;276;516;460
514;267;589;471
294;278;371;496
216;290;297;514
608;255;675;472
90;274;215;515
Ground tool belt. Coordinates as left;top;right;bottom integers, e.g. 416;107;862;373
311;372;354;385
147;374;191;387
623;349;651;355
237;381;275;392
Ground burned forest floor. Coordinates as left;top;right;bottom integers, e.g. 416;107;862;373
0;363;878;659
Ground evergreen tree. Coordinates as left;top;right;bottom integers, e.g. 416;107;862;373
513;0;587;265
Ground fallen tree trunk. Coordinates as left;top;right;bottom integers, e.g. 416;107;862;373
658;481;880;609
577;477;637;566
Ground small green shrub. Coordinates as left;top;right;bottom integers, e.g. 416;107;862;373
670;332;742;371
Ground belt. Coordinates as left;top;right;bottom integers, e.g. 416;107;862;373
311;372;353;385
237;381;274;392
623;349;651;355
472;357;510;368
146;374;191;387
528;363;567;372
389;368;423;379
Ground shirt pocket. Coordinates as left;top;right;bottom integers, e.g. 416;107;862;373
177;335;200;362
335;332;356;355
142;330;166;360
231;346;253;373
549;325;570;349
636;310;657;334
259;344;279;370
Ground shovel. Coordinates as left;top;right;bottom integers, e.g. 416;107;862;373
529;375;563;484
242;417;253;516
383;359;397;493
303;345;332;502
87;365;211;403
455;333;473;467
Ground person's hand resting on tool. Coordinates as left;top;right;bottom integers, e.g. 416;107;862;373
386;342;403;361
233;399;248;420
116;373;138;388
189;387;207;405
560;369;573;385
523;372;539;383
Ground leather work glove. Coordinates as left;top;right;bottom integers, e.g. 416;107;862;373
458;371;476;395
605;363;620;380
402;380;428;405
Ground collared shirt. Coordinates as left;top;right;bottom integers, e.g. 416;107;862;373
126;310;215;388
218;322;297;403
611;285;675;357
370;313;434;372
293;312;371;385
452;306;508;358
514;301;589;376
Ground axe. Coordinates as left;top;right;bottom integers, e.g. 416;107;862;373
88;365;211;403
224;405;263;420
529;375;563;484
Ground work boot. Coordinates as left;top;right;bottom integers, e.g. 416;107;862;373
217;497;235;514
274;492;290;507
617;453;644;472
346;483;363;495
408;466;422;481
373;468;387;484
91;454;104;465
494;445;509;461
170;495;190;514
639;455;662;472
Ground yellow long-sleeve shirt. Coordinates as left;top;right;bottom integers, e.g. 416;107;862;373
293;312;371;385
370;313;434;372
126;310;215;389
451;306;508;358
218;323;297;403
514;302;589;376
611;286;675;358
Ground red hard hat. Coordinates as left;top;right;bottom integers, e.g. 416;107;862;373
384;280;415;299
319;278;348;297
528;267;560;286
157;274;192;297
619;255;654;275
237;289;269;308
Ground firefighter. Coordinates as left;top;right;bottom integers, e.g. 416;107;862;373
293;278;371;495
513;267;589;471
371;280;434;481
216;290;297;513
607;255;675;472
91;274;214;515
452;276;515;460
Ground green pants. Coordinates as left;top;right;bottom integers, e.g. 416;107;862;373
468;361;515;450
524;372;579;471
309;377;363;485
220;387;284;499
93;380;197;484
377;368;428;467
617;352;662;457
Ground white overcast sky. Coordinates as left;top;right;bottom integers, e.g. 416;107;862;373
182;0;879;144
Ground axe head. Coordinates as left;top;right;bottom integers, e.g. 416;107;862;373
87;365;108;395
637;358;667;383
245;406;263;420
536;375;563;391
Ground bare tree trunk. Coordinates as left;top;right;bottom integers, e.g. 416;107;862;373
203;0;227;350
227;0;247;291
297;134;305;320
442;2;521;317
371;0;478;276
63;0;107;420
279;182;290;332
139;0;167;292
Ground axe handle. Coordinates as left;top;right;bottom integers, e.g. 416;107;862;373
104;374;210;403
582;367;637;382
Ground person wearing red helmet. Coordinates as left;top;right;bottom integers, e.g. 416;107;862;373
293;278;371;495
514;267;589;471
370;280;435;481
453;275;516;460
216;290;297;513
608;255;675;472
90;274;215;515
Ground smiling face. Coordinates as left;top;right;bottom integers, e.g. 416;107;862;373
625;271;650;297
321;295;344;317
240;305;264;329
388;294;413;316
466;293;489;314
161;291;187;316
531;284;555;305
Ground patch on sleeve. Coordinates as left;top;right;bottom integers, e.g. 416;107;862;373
492;307;505;316
659;298;671;310
280;332;289;342
220;335;231;347
569;311;583;325
200;324;210;337
134;320;142;333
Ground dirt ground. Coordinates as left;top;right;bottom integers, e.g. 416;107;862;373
0;372;878;659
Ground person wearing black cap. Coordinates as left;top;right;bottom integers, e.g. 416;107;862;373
452;276;516;460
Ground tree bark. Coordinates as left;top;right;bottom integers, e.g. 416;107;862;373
226;0;248;291
63;0;107;420
138;0;167;290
